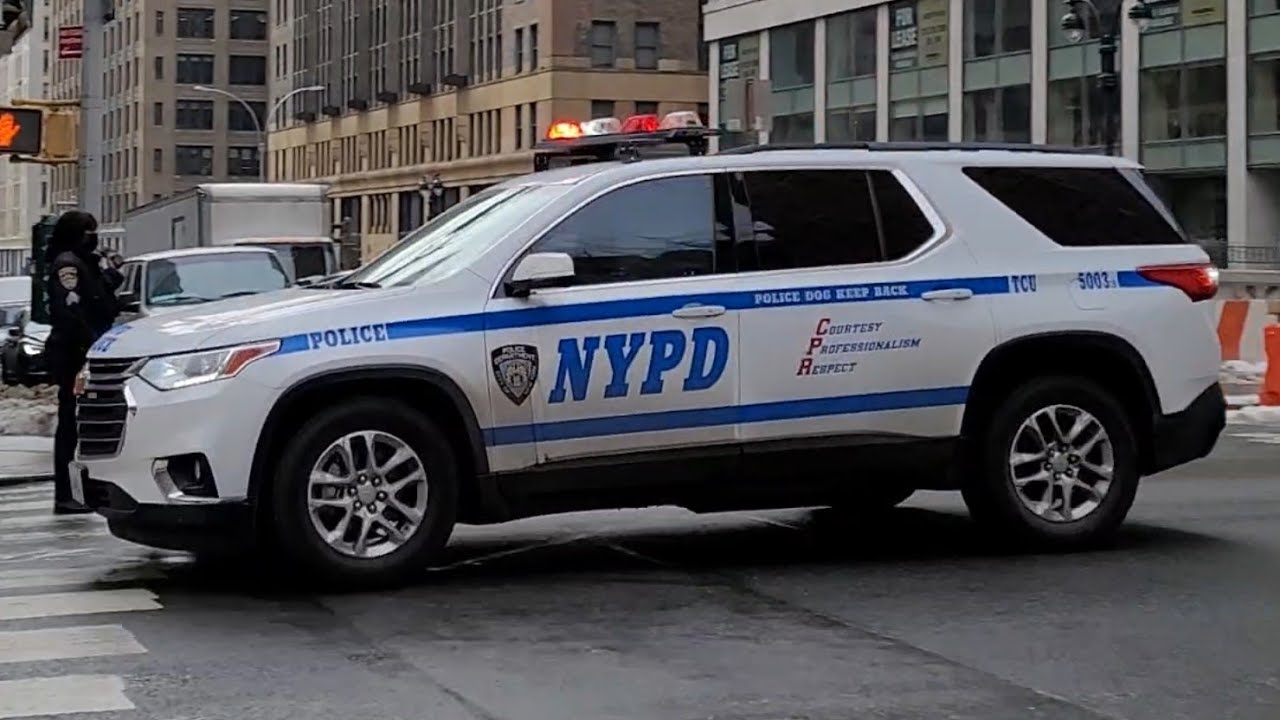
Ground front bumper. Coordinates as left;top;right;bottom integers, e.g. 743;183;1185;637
78;472;253;554
1147;382;1226;475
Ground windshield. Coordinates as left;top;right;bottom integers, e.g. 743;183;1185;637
341;182;572;288
144;253;291;307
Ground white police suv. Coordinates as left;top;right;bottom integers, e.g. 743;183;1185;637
70;111;1226;586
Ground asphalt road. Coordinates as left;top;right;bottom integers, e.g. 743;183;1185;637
0;425;1278;720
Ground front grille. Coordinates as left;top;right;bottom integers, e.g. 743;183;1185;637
76;357;138;458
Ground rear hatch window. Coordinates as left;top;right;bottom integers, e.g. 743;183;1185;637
962;166;1187;247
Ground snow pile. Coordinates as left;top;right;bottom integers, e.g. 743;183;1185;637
1221;360;1266;386
1228;405;1280;424
0;384;57;436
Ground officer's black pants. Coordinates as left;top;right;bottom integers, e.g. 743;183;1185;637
49;345;84;502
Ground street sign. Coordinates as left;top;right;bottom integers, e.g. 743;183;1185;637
0;107;42;154
56;25;82;59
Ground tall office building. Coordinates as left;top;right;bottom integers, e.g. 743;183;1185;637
267;0;708;259
0;0;50;255
48;0;270;226
703;0;1280;268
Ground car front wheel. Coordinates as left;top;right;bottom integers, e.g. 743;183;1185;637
962;375;1140;550
271;397;458;588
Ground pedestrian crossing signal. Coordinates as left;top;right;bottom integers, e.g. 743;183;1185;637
0;107;41;154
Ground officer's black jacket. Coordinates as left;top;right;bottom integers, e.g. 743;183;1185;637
46;250;116;353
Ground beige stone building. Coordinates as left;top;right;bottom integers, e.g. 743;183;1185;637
48;0;270;225
267;0;708;259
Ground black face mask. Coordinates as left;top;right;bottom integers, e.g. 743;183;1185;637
82;232;99;253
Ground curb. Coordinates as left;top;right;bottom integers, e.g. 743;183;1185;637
0;472;53;488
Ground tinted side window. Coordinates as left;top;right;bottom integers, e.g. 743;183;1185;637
739;170;880;271
533;175;718;286
962;166;1186;246
868;170;936;260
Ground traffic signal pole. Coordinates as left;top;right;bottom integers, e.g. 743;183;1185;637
75;0;105;218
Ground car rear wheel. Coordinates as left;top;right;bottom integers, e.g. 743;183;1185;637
271;397;458;588
962;375;1139;550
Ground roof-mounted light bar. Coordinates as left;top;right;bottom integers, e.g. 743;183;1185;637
533;110;718;171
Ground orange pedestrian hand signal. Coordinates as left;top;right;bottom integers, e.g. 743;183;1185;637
0;113;22;147
0;107;43;155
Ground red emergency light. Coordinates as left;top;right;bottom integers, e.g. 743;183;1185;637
544;110;705;141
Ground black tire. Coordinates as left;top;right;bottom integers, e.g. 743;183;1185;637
271;396;458;588
961;375;1139;550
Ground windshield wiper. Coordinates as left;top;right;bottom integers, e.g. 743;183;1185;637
218;290;264;299
334;280;381;289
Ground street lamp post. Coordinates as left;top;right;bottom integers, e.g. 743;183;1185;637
193;85;324;182
1060;0;1154;156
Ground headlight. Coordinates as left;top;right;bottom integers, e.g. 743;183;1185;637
18;339;42;354
137;340;280;391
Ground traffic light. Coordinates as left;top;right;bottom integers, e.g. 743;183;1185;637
29;214;55;324
1;100;78;163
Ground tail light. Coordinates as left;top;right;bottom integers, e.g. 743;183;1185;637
1136;262;1218;302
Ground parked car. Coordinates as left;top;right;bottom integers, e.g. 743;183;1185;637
114;246;294;320
1;309;49;386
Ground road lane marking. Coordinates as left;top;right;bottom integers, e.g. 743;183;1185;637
0;565;164;591
0;588;160;621
0;675;134;717
0;624;146;664
0;499;52;513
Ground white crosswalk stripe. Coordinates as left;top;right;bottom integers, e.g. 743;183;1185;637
0;491;179;717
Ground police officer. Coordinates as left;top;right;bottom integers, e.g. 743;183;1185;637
45;211;118;514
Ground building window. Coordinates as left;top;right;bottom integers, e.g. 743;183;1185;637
635;101;658;115
828;7;877;80
514;27;524;72
530;23;539;70
154;10;163;35
1140;63;1227;141
175;99;213;130
514;104;523;149
175;54;214;84
229;10;267;40
1251;55;1280;134
228;146;260;177
175;145;213;175
635;22;659;70
154;56;164;79
152;101;163;126
529;101;538;142
890;99;949;141
1253;0;1280;13
965;0;1031;58
1048;76;1110;147
827;7;877;142
590;21;616;68
769;21;816;143
176;8;214;39
228;101;266;131
591;100;615;119
229;55;267;85
963;85;1031;142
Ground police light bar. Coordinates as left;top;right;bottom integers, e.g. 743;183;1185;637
534;110;718;171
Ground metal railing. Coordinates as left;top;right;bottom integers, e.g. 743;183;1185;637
1196;240;1280;271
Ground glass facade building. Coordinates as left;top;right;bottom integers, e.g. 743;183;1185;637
703;0;1280;268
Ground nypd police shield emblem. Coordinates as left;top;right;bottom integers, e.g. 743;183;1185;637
491;344;539;406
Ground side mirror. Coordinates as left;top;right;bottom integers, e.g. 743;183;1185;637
5;326;18;338
117;292;141;313
504;252;575;298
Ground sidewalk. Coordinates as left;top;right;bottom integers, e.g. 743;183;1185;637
0;435;53;486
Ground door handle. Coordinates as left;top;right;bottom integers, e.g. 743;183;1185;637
920;288;974;302
671;304;726;319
